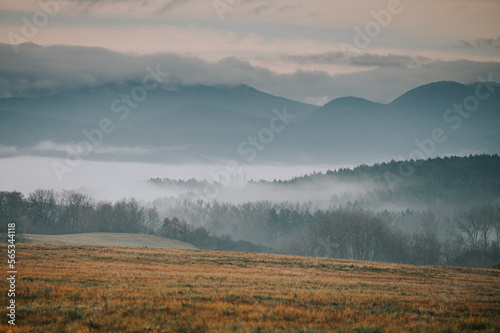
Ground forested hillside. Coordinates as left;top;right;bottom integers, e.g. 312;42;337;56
272;154;500;207
150;154;500;208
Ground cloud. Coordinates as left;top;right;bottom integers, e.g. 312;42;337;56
0;43;145;97
0;145;18;154
458;37;500;49
31;141;158;155
250;4;273;15
0;141;189;158
61;0;337;21
159;0;197;14
279;52;433;68
1;43;500;105
65;0;202;17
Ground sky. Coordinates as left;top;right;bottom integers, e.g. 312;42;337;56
0;0;500;104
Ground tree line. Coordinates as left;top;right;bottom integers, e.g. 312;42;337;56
284;205;500;268
1;189;498;268
0;190;160;235
153;197;500;268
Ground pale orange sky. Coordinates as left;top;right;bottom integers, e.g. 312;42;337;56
1;0;499;103
1;0;499;62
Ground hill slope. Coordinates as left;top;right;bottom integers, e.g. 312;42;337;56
23;232;197;250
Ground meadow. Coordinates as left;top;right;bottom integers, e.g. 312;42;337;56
0;243;499;332
23;233;197;250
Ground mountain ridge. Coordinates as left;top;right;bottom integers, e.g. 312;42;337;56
0;80;499;164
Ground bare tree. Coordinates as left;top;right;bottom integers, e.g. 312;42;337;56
456;207;481;249
59;191;94;233
413;209;441;237
409;233;442;265
494;205;500;246
0;191;30;236
27;189;59;231
478;205;495;252
93;201;114;232
144;207;161;233
113;198;144;233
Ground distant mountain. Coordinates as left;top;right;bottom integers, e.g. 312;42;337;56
390;81;474;112
304;96;386;127
322;96;384;110
293;80;500;163
283;96;400;163
0;83;315;125
0;81;498;164
303;96;387;128
0;110;90;146
166;84;316;119
132;103;270;149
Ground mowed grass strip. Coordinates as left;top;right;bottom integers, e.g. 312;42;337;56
23;233;197;250
0;244;499;332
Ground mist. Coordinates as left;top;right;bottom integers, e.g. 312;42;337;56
2;153;499;269
0;155;355;204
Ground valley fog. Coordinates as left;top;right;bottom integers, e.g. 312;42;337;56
0;156;365;206
1;154;499;269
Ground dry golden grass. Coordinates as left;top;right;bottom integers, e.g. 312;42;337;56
0;243;499;332
23;233;197;250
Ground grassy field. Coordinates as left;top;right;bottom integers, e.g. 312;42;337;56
23;233;197;250
1;244;499;332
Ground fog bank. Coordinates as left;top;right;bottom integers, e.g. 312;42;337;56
0;156;347;202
